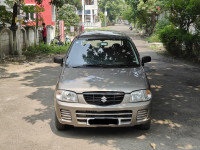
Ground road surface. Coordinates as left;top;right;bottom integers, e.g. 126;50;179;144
0;25;200;150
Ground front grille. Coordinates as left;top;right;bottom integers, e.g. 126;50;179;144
137;109;148;122
83;92;125;106
60;109;72;122
76;110;132;125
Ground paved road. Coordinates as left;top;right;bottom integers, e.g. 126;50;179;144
0;25;200;150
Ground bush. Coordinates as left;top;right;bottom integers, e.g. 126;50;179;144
155;18;171;33
147;34;161;43
159;26;200;59
159;26;183;56
23;43;70;57
147;18;171;43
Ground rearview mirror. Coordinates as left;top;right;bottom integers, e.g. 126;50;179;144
54;56;63;65
142;56;151;66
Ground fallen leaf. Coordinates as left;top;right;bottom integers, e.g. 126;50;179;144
150;143;156;149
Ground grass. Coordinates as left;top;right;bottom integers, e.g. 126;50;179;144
85;27;109;31
23;43;70;58
147;34;161;43
149;44;171;57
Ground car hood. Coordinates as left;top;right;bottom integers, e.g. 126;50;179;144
58;67;149;93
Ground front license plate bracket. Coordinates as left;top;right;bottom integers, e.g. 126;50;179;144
87;118;119;125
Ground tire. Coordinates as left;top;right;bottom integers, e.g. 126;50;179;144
136;120;151;130
55;113;66;131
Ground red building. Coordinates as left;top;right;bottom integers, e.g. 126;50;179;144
23;0;56;44
24;0;56;27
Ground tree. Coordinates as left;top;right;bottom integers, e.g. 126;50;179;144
122;6;135;23
57;4;80;31
22;5;45;27
0;0;82;26
99;0;125;23
124;0;167;35
167;0;200;33
99;12;105;26
0;6;12;26
44;0;82;9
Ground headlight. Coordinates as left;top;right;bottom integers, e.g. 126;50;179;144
130;90;152;102
56;90;78;103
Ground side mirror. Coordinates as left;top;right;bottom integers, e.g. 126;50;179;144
142;56;151;66
54;56;63;65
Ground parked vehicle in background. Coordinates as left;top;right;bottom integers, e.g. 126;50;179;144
51;35;71;46
54;31;152;131
124;20;129;25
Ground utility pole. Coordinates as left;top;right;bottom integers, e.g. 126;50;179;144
82;0;85;24
104;4;107;27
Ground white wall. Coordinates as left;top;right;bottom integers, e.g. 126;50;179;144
1;31;10;56
46;25;55;45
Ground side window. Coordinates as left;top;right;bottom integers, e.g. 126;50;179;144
127;41;139;64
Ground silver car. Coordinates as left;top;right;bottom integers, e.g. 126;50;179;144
54;31;152;130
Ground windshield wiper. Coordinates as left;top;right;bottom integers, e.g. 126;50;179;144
111;64;139;68
71;64;108;68
71;64;139;68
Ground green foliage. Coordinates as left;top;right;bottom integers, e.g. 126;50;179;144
167;0;200;33
125;0;167;35
122;6;135;23
65;0;82;10
157;0;200;59
50;0;82;9
58;4;80;31
0;0;81;25
4;0;14;8
159;26;183;56
159;25;200;58
35;0;82;9
85;28;108;31
22;5;44;13
99;0;125;22
147;18;170;43
0;6;12;25
99;12;105;27
22;5;45;26
23;44;70;57
147;34;161;43
155;18;171;32
195;18;200;33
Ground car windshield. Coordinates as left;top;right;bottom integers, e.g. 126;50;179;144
66;39;140;68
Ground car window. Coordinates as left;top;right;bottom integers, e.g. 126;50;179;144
66;39;140;68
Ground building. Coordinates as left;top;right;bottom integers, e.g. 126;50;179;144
24;0;56;27
79;0;101;29
23;0;56;44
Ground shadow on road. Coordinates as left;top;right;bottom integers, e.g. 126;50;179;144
20;37;200;150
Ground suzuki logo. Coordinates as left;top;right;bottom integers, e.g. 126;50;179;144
101;96;107;103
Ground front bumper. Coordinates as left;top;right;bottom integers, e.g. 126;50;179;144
55;94;151;127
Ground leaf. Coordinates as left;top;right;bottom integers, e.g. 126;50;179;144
150;143;156;149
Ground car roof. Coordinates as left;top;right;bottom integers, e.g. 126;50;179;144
77;30;130;40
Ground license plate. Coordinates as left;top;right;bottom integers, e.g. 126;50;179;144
87;118;119;125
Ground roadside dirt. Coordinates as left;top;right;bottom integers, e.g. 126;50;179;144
0;55;59;74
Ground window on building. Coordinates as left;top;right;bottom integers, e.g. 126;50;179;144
85;15;91;22
25;12;35;21
85;0;94;5
30;13;34;20
24;4;35;21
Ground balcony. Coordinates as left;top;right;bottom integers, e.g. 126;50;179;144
85;5;97;10
83;22;101;29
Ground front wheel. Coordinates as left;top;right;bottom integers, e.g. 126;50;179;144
55;113;66;130
136;120;151;130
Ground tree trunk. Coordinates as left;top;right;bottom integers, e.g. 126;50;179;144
11;3;17;28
